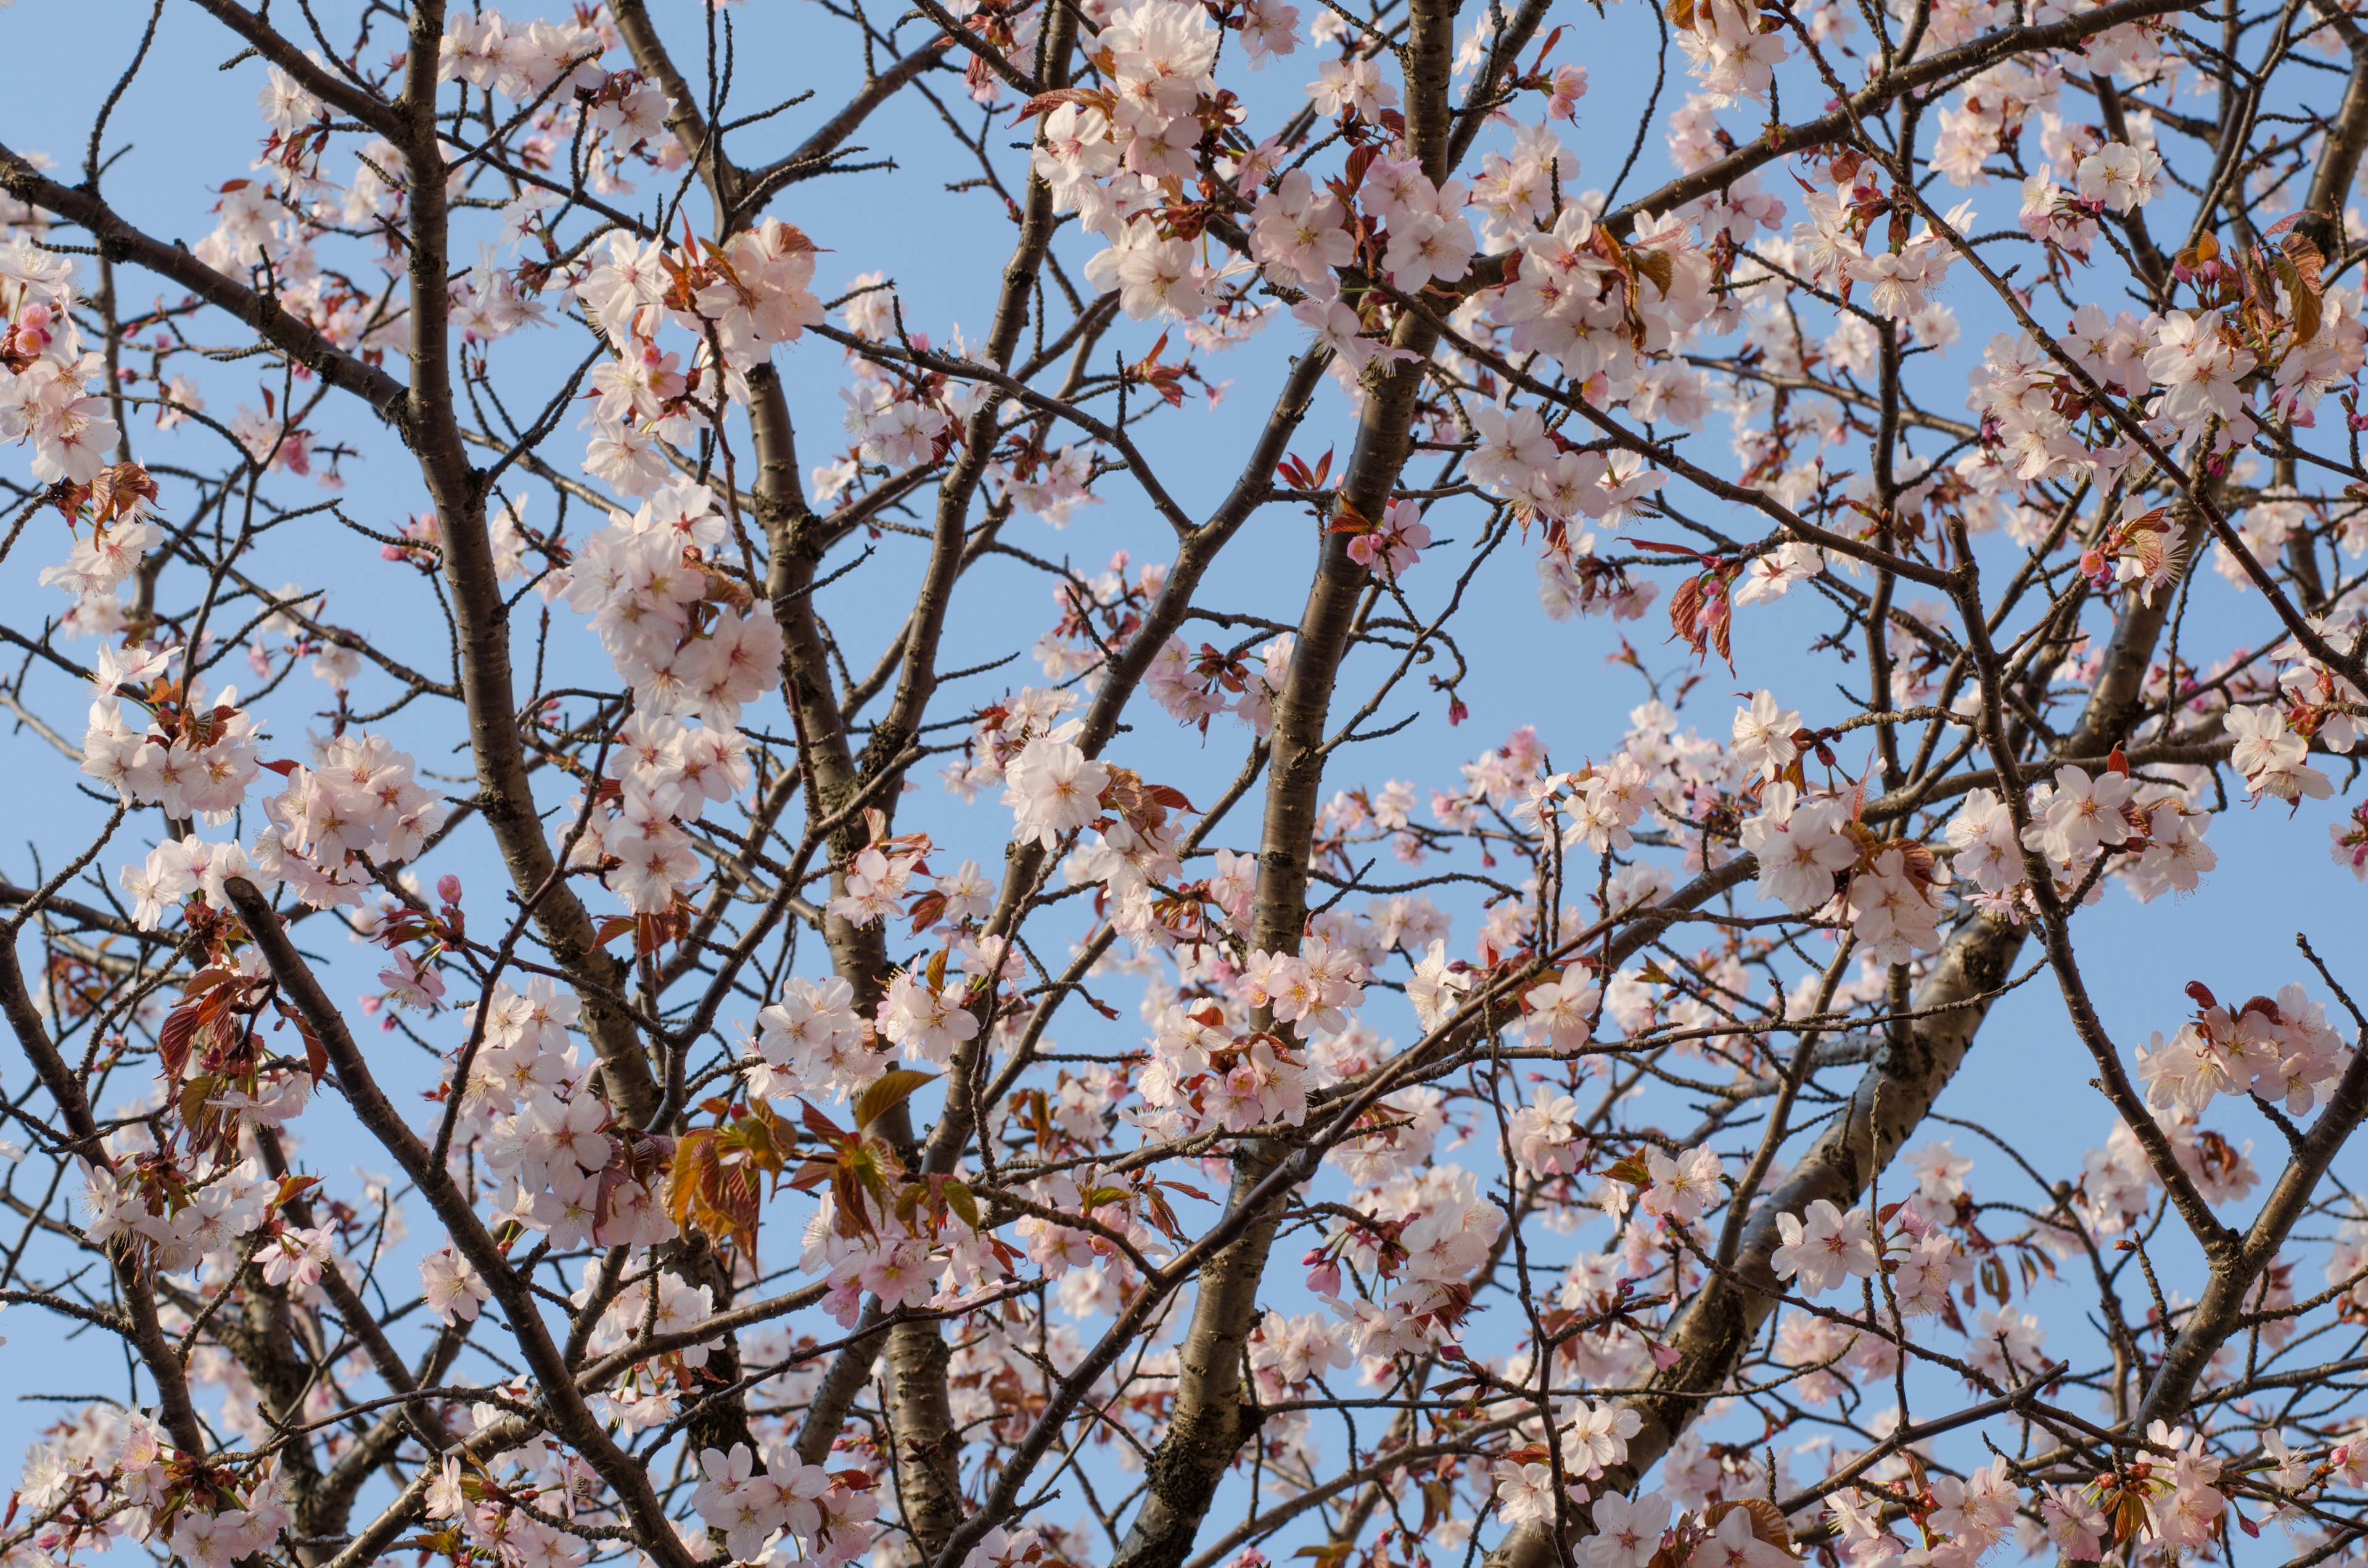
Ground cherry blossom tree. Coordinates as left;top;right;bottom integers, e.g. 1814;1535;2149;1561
8;5;2368;1568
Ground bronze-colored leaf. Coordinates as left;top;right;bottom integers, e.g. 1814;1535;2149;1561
158;1004;203;1082
855;1069;938;1133
2283;229;2327;293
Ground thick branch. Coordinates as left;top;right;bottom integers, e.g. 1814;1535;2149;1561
221;879;699;1568
0;144;408;422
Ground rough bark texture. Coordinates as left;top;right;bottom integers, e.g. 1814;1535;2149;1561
754;368;899;1019
391;0;662;1126
857;2;1079;1535
2300;2;2368;258
606;5;966;1487
1106;6;1463;1566
2137;1037;2368;1423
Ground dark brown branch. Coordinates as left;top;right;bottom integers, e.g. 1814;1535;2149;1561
0;144;409;424
221;878;699;1568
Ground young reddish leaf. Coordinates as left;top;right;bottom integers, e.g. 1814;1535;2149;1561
800;1101;849;1143
1342;145;1379;194
158;1004;202;1082
275;999;328;1083
1328;496;1376;535
854;1069;938;1133
1140;1181;1183;1241
1007;86;1116;124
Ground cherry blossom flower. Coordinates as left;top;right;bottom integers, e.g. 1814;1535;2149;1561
1640;1146;1723;1225
1770;1199;1878;1294
1583;1490;1671;1568
1687;1506;1792;1568
1730;691;1800;780
2227;704;2333;804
